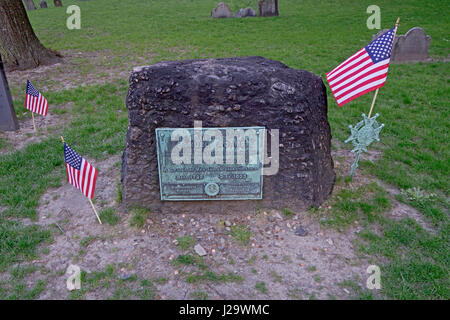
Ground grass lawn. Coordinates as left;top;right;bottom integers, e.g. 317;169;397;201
0;0;448;299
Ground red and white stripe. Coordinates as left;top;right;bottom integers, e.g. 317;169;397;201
25;92;48;116
65;158;98;199
326;48;390;107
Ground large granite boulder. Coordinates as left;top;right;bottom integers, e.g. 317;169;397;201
121;56;335;214
211;2;232;18
372;27;431;63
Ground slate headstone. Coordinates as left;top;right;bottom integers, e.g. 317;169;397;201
24;0;37;10
258;0;279;17
40;0;48;8
372;27;431;63
0;55;19;131
211;2;232;18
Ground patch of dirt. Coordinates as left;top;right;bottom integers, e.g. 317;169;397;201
0;110;71;156
0;138;428;299
2;140;429;300
379;182;437;233
332;139;437;233
386;201;436;233
11;154;371;300
332;138;383;179
5;50;157;92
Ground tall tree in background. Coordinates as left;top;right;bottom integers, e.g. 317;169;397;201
0;0;61;70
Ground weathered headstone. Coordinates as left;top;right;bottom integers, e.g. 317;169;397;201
211;2;232;18
0;55;19;131
233;7;257;18
24;0;37;10
121;57;335;214
372;27;431;63
53;0;62;7
258;0;279;17
40;0;48;8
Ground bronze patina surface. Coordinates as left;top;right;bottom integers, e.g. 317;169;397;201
156;127;265;201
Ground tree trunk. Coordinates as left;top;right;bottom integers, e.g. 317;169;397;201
0;0;61;70
53;0;62;7
23;0;36;10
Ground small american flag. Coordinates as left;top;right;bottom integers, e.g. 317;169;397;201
64;143;98;199
326;26;397;107
26;80;48;116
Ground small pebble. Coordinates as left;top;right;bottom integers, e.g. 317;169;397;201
295;226;308;237
194;244;207;256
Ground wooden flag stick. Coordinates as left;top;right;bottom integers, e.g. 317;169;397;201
88;198;103;225
367;88;379;118
31;112;36;131
367;17;400;119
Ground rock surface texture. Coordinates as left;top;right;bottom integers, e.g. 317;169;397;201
121;56;335;214
373;27;431;63
233;7;257;18
211;2;232;18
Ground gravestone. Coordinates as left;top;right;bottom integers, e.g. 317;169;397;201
0;55;19;131
258;0;279;17
233;7;257;18
211;2;232;18
121;57;335;214
40;1;48;8
24;0;37;10
372;27;431;63
53;0;62;7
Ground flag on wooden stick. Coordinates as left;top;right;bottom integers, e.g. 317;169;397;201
63;139;102;224
326;24;397;107
25;80;48;116
64;142;98;199
333;18;400;178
